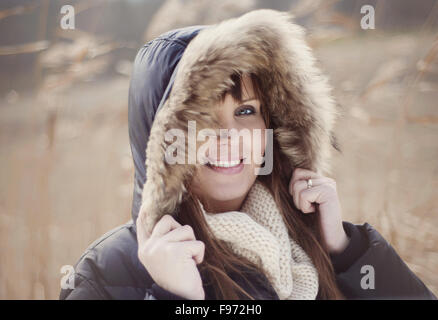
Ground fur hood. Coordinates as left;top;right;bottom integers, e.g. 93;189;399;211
132;9;339;234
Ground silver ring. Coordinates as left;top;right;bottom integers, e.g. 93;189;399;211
307;178;313;189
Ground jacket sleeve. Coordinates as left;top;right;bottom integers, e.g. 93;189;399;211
144;283;188;300
59;272;110;300
330;221;437;299
59;260;185;300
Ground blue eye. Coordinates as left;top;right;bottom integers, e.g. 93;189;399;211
235;105;256;116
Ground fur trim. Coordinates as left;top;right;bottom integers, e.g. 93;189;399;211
138;9;339;234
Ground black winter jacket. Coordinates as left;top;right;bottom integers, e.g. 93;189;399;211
59;15;436;300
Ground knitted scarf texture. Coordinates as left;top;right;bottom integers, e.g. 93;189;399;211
200;180;319;300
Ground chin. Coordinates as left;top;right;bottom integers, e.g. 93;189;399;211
195;164;257;204
208;180;252;202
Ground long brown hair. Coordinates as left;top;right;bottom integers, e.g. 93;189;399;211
176;72;344;299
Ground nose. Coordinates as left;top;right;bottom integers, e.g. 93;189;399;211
216;108;244;134
209;116;244;162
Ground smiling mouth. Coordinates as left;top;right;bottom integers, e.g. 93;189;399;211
206;159;242;168
204;158;245;174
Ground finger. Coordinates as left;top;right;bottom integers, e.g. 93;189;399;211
298;185;327;213
300;177;334;188
291;179;307;210
151;214;182;239
179;240;205;264
290;167;320;186
290;177;331;204
161;224;196;243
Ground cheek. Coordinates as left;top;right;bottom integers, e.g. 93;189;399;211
261;130;267;155
190;169;205;196
249;118;267;162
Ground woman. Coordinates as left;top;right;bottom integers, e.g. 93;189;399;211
60;9;436;300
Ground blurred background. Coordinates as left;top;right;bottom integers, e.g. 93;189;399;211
0;0;437;299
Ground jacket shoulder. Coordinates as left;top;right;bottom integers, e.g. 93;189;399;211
146;25;206;47
59;221;152;300
335;222;436;299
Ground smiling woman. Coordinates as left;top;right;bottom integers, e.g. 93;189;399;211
163;74;272;173
59;9;436;301
158;68;337;299
191;73;268;214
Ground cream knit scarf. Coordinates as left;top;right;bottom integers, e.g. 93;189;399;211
199;180;319;300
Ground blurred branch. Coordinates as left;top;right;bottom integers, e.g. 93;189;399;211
73;0;106;15
0;2;39;21
319;11;358;31
0;40;49;55
366;115;438;126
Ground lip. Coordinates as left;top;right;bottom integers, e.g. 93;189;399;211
205;159;244;175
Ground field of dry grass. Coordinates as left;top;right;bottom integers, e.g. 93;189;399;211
324;33;438;295
0;31;437;299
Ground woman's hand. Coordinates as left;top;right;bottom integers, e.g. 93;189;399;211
289;168;349;254
136;214;206;300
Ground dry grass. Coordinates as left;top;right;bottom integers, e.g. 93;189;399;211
0;78;133;299
321;32;438;296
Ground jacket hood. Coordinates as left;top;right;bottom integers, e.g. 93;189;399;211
130;9;339;234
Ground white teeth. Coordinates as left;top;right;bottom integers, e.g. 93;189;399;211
209;160;241;168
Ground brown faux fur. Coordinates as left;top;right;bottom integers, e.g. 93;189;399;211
138;9;339;235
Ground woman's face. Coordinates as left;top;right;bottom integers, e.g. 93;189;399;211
191;74;267;213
